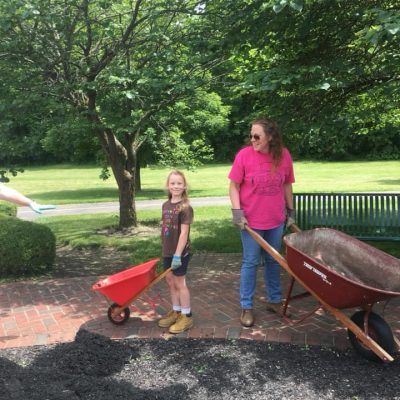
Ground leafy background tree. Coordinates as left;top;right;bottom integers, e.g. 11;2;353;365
221;0;400;160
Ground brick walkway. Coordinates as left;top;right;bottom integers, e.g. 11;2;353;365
1;254;399;352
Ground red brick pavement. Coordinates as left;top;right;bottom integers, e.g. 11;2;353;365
1;253;399;352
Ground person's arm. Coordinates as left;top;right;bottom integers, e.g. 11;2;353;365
229;180;247;229
0;184;56;214
171;223;190;269
0;184;33;206
283;183;293;209
229;180;241;209
284;183;295;227
174;224;190;256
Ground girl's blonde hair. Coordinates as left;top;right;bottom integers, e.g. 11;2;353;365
165;170;190;206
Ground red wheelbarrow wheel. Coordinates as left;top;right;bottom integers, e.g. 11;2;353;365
347;311;395;362
107;303;130;325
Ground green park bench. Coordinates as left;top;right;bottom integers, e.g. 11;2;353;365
293;192;400;241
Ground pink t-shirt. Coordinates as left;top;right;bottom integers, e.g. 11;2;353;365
228;146;295;230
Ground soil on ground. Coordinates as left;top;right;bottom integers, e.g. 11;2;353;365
1;329;399;400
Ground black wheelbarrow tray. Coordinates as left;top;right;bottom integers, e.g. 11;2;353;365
245;225;400;363
92;258;170;325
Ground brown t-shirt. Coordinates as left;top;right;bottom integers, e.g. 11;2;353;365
161;200;194;257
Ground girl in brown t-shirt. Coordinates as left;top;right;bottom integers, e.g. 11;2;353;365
158;170;194;334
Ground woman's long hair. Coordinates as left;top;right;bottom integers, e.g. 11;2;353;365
251;117;284;170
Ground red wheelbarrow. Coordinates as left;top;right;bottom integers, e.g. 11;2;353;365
92;258;170;325
245;225;400;363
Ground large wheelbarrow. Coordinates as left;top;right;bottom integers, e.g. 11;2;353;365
245;225;400;363
92;258;170;325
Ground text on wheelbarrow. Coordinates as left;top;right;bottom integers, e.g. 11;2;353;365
303;261;332;286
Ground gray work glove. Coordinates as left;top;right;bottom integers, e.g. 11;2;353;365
286;207;296;228
231;209;248;230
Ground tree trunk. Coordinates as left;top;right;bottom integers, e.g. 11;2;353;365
135;164;141;192
108;146;137;228
105;154;137;228
94;132;137;228
87;91;137;228
117;174;137;228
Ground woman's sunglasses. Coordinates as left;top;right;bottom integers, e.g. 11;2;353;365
249;134;261;141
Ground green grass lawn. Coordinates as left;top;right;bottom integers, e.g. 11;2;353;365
37;206;243;264
2;161;399;265
5;160;400;204
39;206;399;262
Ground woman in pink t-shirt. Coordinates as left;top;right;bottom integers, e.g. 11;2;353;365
228;118;295;327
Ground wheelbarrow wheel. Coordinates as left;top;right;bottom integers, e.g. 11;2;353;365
348;311;394;362
107;303;130;325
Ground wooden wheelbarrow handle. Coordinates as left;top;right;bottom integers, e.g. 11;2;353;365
289;223;301;233
243;224;394;363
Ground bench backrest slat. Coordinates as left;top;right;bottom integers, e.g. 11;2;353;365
293;193;400;241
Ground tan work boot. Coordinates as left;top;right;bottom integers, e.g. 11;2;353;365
169;314;193;334
240;309;254;327
158;310;180;328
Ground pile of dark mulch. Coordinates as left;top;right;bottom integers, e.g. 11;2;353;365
1;329;399;400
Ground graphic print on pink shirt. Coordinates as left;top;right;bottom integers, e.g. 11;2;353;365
252;164;284;197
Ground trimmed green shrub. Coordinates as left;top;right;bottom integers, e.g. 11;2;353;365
0;200;17;217
0;216;56;277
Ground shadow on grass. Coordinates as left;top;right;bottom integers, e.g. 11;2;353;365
136;189;166;199
26;188;166;203
31;187;220;204
375;179;400;186
29;188;119;203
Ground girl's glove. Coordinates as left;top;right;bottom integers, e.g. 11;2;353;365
171;255;182;270
231;209;248;230
286;208;296;228
29;202;56;214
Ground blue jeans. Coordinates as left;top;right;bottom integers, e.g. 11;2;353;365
239;224;284;309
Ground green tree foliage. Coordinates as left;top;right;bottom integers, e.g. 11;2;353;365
0;0;229;227
41;107;102;163
0;61;51;165
153;90;231;167
222;0;400;160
